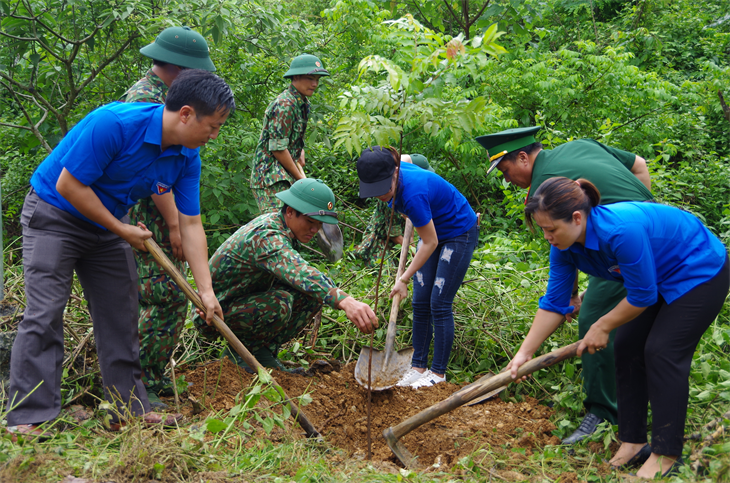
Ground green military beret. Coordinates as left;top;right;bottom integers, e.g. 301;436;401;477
284;54;330;79
140;26;216;72
276;179;338;224
410;154;435;172
475;126;542;174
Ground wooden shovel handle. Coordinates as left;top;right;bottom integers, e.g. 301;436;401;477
384;219;414;353
142;238;321;438
389;341;581;439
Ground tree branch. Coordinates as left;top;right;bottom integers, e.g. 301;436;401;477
442;0;466;32
0;121;32;130
471;0;492;28
1;79;52;153
719;90;730;126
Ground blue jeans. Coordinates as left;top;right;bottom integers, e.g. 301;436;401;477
411;223;478;375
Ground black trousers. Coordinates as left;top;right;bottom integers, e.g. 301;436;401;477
614;255;729;455
7;190;148;425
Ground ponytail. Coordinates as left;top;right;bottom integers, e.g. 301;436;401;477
525;177;601;231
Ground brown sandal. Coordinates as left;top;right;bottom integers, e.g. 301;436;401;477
7;424;54;441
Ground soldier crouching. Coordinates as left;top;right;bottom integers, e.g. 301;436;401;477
194;178;378;372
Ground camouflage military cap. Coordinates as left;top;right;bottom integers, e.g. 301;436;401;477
140;26;216;72
284;54;330;78
276;179;338;224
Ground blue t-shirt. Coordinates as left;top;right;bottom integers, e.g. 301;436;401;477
31;102;202;227
540;202;728;315
390;162;476;240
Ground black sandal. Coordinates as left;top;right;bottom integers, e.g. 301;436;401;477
610;443;652;470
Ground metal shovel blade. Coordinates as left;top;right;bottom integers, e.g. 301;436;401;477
316;224;343;263
354;345;415;391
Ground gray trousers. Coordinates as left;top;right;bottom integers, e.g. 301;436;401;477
7;190;149;425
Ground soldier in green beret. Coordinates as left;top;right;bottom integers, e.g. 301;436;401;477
195;179;378;371
124;26;216;409
250;54;330;214
353;154;435;266
476;126;652;444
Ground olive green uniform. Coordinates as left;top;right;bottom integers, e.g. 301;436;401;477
528;138;653;424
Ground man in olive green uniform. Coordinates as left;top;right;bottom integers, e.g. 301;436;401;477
196;179;378;370
250;54;329;213
353;154;434;266
476;126;652;444
125;26;216;407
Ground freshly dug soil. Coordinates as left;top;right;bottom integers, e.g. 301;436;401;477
184;358;560;469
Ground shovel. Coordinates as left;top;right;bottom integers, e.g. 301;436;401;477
383;341;581;468
142;238;321;439
354;219;415;391
316;223;343;263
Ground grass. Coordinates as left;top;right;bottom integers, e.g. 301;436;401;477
1;228;730;482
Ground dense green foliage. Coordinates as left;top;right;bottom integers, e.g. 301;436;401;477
2;0;730;480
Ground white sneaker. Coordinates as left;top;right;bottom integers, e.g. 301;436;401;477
396;368;426;387
410;370;446;389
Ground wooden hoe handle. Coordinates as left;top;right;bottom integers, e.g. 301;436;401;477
142;238;321;438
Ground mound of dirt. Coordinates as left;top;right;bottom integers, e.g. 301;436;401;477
183;358;560;469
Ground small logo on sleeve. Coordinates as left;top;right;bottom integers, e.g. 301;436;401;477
155;182;171;195
608;265;621;275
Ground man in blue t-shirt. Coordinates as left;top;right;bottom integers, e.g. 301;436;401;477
6;70;235;439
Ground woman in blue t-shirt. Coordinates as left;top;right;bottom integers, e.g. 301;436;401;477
507;177;729;478
356;146;479;388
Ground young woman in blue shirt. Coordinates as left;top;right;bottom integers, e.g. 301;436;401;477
356;146;478;388
507;177;729;478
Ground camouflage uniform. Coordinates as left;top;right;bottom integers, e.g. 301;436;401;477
353;201;405;267
250;85;309;213
124;69;189;394
194;211;349;354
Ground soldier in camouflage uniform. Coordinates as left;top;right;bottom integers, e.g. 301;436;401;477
125;27;216;406
195;179;378;370
353;154;435;266
250;54;330;213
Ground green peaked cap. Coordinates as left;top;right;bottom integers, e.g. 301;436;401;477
410;154;435;172
140;26;216;72
475;126;542;174
284;54;330;78
276;179;338;224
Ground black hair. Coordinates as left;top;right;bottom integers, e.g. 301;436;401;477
152;59;169;68
281;204;302;217
165;69;235;117
524;177;601;231
501;141;543;164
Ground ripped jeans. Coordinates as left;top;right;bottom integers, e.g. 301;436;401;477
411;223;478;375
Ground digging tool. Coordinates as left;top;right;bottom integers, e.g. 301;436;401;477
142;238;321;439
383;341;581;468
447;371;507;406
316;223;343;263
354;220;415;391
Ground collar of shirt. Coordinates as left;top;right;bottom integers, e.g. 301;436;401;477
287;84;310;109
561;210;599;254
278;209;301;248
145;69;168;93
142;104;197;159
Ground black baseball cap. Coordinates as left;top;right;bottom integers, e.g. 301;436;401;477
356;146;396;198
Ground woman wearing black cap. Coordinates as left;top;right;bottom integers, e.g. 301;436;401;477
356;146;479;388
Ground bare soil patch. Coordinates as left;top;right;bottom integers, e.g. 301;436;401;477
183;358;561;469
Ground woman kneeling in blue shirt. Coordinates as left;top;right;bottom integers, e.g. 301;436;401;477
508;177;729;478
357;146;478;389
